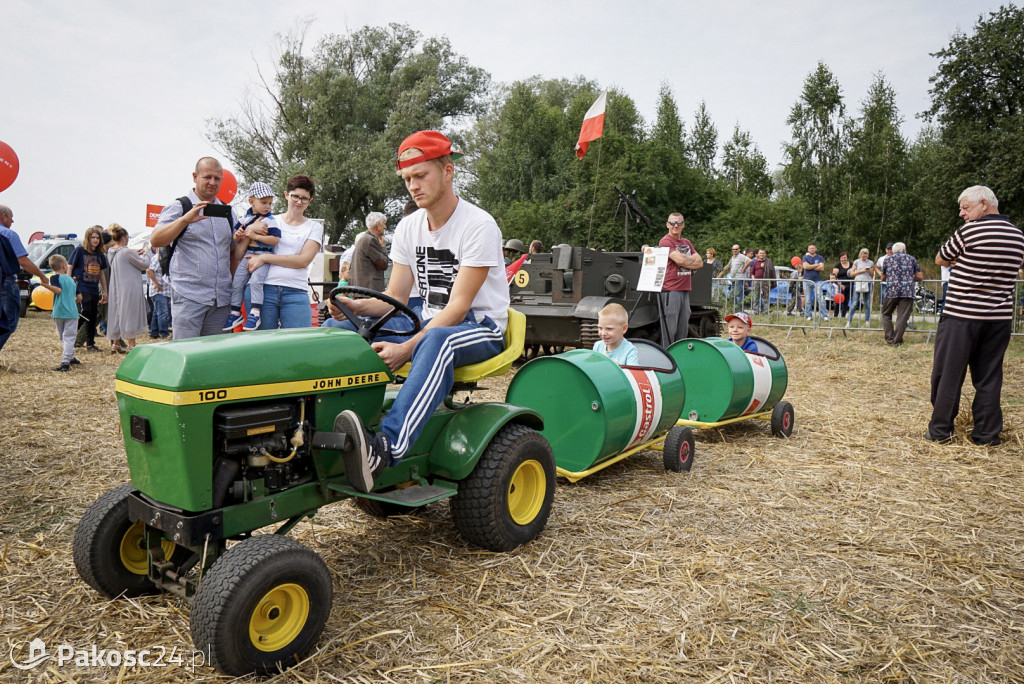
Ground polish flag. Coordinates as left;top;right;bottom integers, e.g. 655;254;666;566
575;90;607;160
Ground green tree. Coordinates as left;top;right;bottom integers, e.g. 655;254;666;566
689;101;718;178
208;23;490;243
783;61;848;244
720;125;773;197
923;4;1024;217
842;73;910;254
651;83;686;155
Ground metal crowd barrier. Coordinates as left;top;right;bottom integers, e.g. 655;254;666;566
712;277;1024;340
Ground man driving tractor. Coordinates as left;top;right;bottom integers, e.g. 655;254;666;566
325;131;510;493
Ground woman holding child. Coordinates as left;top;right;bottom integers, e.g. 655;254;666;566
241;174;324;329
105;223;149;352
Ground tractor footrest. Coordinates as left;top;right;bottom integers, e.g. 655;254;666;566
311;430;351;451
328;482;457;506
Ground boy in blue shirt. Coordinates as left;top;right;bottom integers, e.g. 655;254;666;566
593;303;638;366
224;181;282;332
725;312;758;353
41;255;82;371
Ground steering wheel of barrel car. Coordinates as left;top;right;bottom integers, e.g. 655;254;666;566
327;286;422;343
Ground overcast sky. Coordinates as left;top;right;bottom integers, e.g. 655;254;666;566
2;0;1003;243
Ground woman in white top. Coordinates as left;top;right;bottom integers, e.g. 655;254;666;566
846;247;875;327
242;175;324;329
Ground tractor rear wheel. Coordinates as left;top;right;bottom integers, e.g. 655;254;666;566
771;401;795;438
450;423;554;552
662;426;696;472
73;484;191;598
190;535;332;677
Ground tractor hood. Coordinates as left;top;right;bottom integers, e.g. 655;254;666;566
115;327;391;397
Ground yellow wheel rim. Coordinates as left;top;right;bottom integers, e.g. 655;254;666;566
507;459;546;525
119;521;177;575
249;583;310;652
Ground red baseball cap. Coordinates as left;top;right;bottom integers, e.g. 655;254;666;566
724;312;752;327
397;131;464;169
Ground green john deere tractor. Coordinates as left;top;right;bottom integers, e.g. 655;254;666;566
73;288;554;676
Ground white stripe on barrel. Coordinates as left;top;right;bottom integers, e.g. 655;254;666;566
624;369;664;447
741;353;773;415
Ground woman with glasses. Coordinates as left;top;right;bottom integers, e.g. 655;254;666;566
242;174;323;329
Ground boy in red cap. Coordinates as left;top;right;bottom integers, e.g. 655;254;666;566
327;131;509;493
725;311;758;352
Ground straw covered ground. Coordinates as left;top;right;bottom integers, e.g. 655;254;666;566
1;314;1023;683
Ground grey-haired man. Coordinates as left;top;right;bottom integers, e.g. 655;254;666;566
349;212;388;291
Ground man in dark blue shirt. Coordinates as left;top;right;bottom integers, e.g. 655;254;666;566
801;244;825;322
1;205;55;355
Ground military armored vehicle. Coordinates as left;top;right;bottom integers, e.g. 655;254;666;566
509;244;721;355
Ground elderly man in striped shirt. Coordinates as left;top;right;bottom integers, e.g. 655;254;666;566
927;186;1024;446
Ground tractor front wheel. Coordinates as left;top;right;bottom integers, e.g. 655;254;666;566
190;535;332;677
73;484;190;598
662;426;696;472
450;423;554;552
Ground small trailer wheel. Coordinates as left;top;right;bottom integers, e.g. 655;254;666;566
73;484;190;598
662;426;696;472
771;401;795;438
190;535;332;676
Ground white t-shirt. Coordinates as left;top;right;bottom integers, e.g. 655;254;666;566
265;216;324;291
390;198;509;331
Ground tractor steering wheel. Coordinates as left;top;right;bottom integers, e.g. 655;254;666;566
327;286;421;342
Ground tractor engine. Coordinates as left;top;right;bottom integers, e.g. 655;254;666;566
211;398;313;507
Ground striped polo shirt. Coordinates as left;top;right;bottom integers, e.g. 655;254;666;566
939;214;1024;321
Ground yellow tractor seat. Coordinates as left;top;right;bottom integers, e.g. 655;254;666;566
393;308;526;386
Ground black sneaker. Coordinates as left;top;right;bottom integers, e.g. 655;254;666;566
85;344;101;352
335;410;388;493
69;358;81;365
924;429;952;444
54;363;70;372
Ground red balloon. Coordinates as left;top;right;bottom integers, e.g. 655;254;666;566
833;293;846;304
790;256;802;267
217;169;238;204
0;140;20;192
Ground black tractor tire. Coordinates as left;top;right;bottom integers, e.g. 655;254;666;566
771;401;795;438
662;426;696;472
73;484;191;598
351;496;425;519
190;535;333;677
450;423;555;552
699;312;720;339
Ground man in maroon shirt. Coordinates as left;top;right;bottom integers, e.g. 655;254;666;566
658;212;703;344
745;248;776;314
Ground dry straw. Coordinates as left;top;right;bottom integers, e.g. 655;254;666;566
1;315;1022;682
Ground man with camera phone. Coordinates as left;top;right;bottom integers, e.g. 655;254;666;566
151;157;243;339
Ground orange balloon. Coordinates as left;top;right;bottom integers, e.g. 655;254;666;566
833;293;845;304
217;169;238;204
31;284;54;311
0;140;20;192
790;256;801;267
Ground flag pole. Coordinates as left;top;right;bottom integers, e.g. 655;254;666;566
586;137;603;249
